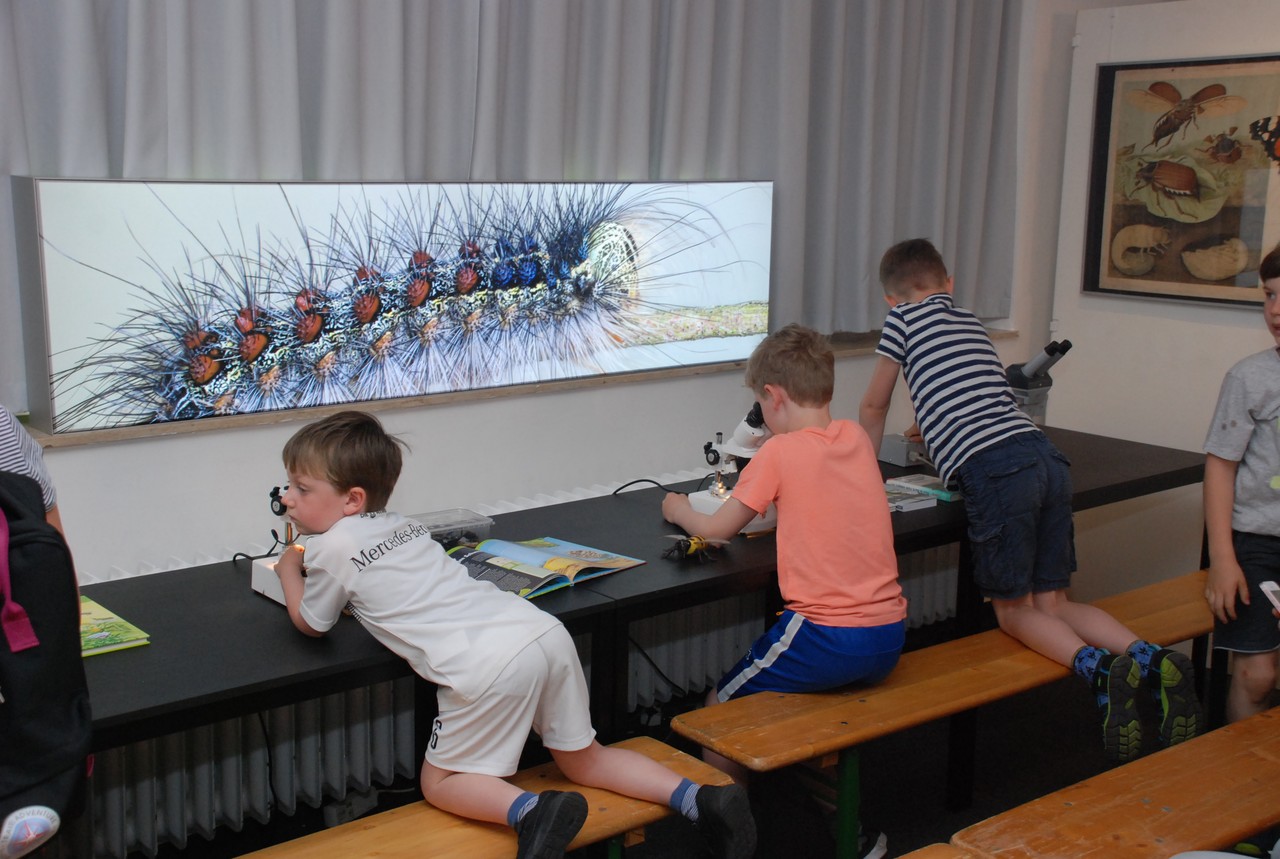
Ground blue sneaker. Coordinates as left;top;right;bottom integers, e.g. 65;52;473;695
1149;648;1202;747
1094;653;1142;763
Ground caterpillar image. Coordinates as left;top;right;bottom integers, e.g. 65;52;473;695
28;180;772;433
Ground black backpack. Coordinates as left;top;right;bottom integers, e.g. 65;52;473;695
0;472;92;858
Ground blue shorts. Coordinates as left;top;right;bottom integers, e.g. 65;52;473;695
954;431;1076;601
715;610;904;702
1214;531;1280;654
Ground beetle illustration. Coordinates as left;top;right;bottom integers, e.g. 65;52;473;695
1197;127;1243;164
1131;159;1200;217
1126;82;1246;151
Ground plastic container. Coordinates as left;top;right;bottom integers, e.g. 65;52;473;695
409;508;494;545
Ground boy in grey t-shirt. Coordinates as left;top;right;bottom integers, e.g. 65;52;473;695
1203;242;1280;722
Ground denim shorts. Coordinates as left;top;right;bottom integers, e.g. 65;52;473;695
1214;530;1280;653
954;431;1076;601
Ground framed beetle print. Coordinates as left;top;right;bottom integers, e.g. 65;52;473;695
1083;54;1280;305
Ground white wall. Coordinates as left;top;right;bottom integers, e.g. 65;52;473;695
1045;0;1279;596
41;0;1242;589
45;361;916;581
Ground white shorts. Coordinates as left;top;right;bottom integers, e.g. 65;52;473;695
425;624;596;776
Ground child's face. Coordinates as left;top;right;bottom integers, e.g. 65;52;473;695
282;470;358;536
1264;277;1280;346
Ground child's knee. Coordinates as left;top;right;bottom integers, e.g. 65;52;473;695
550;741;604;782
1234;653;1278;698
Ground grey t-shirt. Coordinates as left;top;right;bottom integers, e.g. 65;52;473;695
1204;348;1280;537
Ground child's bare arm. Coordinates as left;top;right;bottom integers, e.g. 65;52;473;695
275;544;325;637
1204;453;1248;623
859;356;900;454
662;493;758;542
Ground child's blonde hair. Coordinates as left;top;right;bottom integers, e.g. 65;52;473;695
282;411;406;512
744;323;833;407
879;238;949;299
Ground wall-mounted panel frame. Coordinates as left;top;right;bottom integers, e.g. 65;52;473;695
15;179;772;434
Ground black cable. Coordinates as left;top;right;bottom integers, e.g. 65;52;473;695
232;525;298;568
627;635;688;699
612;478;683;494
255;710;280;813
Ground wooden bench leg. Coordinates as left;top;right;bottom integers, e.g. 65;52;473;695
945;710;976;811
1192;633;1208;701
1209;646;1229;729
835;747;862;859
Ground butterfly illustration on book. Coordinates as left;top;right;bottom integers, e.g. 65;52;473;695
1250;116;1280;172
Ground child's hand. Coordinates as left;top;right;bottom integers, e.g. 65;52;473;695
903;422;923;442
1205;561;1248;623
662;492;692;525
274;543;306;581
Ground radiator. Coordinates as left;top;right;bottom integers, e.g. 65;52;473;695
898;543;961;628
83;473;958;858
85;678;417;859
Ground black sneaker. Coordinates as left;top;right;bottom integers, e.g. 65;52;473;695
1231;823;1280;856
694;783;757;859
1149;648;1202;747
514;790;588;859
1094;653;1142;763
858;828;888;859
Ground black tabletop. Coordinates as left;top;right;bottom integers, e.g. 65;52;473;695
1041;426;1204;509
486;426;1203;615
82;425;1203;752
81;557;614;750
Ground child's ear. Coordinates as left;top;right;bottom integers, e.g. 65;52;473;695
944;275;955;295
344;486;368;515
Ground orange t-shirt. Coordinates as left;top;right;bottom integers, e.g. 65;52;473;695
732;420;906;627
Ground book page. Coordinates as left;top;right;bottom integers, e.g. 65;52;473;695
474;537;642;580
449;547;560;598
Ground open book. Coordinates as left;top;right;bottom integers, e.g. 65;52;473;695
449;537;644;599
884;485;937;512
884;473;961;502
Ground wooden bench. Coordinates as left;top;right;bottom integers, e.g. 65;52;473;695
949;706;1280;858
898;844;979;858
240;736;732;859
671;570;1214;859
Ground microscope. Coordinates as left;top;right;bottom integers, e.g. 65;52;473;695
688;402;778;534
1005;339;1072;424
249;486;295;605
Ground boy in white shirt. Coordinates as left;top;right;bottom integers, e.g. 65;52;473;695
274;411;754;859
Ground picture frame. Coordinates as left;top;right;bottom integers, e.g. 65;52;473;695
1083;54;1280;305
14;179;772;434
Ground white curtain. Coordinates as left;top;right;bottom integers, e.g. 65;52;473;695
0;0;1019;408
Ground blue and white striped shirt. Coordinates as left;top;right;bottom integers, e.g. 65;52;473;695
876;293;1037;484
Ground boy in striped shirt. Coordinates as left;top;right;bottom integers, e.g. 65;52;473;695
858;238;1199;762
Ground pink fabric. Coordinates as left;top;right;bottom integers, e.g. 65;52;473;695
0;509;39;652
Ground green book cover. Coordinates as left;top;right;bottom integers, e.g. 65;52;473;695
80;595;150;656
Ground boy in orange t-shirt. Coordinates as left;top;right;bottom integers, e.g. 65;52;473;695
663;323;906;716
